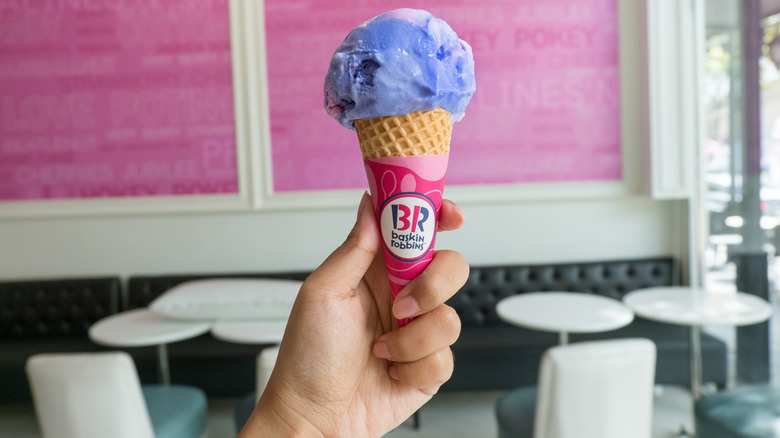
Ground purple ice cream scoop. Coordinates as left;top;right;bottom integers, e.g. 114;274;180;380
324;8;476;130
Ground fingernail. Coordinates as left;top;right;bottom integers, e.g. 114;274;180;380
359;191;372;214
352;192;374;233
394;296;419;319
388;364;399;381
373;342;391;359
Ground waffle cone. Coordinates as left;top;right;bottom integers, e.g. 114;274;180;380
354;108;451;159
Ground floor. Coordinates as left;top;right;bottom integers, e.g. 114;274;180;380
0;387;694;438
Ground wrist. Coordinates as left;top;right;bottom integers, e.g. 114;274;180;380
238;390;327;438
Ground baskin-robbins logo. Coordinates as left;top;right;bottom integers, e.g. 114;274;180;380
379;192;437;262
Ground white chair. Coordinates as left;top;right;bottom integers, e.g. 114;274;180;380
496;338;657;438
26;352;207;438
234;345;280;433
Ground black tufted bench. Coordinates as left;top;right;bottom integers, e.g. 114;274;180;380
1;258;726;402
443;258;728;391
0;277;121;403
122;258;727;396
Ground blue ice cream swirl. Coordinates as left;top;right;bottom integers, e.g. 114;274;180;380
324;9;476;130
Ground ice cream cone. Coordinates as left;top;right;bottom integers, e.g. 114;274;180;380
355;108;452;327
354;108;451;159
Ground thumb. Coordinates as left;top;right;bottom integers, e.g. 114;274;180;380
306;192;380;291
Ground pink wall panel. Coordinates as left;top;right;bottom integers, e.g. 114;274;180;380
266;0;622;192
0;1;238;201
0;0;621;201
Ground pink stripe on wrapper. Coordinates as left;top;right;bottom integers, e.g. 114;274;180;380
364;155;448;327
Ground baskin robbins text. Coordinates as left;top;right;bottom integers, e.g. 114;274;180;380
379;193;437;262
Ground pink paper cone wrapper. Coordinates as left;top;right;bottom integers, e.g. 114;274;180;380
364;155;449;327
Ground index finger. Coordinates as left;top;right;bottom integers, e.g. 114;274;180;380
393;249;469;320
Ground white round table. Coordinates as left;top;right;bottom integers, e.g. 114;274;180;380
496;292;634;345
211;320;287;344
89;308;212;385
623;286;772;399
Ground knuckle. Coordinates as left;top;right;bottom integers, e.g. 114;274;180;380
342;231;372;258
413;275;437;307
399;349;455;388
431;348;454;383
392;336;411;359
444;251;469;286
415;252;469;307
435;305;462;343
436;249;459;265
438;250;470;288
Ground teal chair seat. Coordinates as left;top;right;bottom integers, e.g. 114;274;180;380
496;387;537;438
143;385;207;438
234;391;257;433
695;384;780;438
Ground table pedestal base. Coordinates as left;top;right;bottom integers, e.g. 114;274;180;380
691;325;702;400
158;344;170;385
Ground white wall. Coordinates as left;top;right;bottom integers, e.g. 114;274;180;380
0;195;676;281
